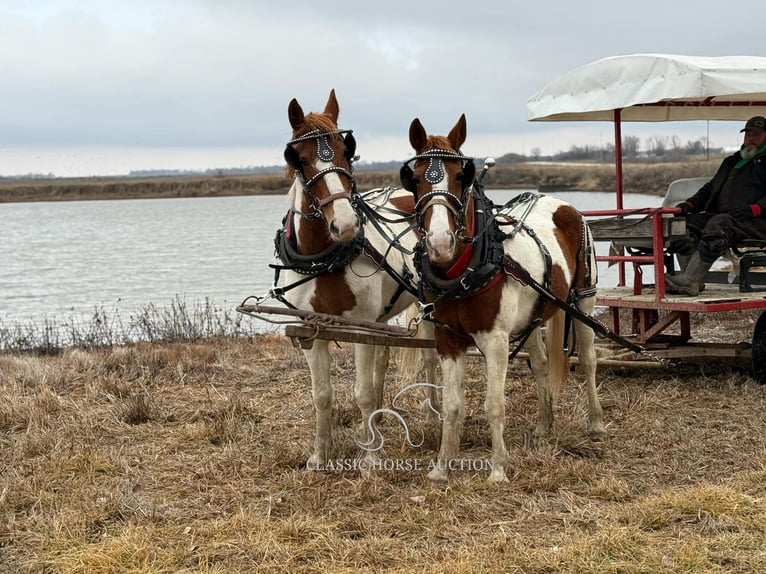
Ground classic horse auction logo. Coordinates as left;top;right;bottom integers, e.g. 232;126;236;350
356;383;445;452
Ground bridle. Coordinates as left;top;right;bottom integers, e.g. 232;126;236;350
399;148;476;239
284;128;358;220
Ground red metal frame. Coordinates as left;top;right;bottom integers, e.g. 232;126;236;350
581;202;766;346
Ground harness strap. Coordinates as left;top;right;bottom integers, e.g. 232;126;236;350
303;166;355;190
501;255;644;353
360;242;418;318
508;318;543;361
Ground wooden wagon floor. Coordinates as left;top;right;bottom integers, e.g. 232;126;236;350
597;283;766;308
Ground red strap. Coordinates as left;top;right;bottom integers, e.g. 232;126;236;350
444;208;479;279
444;243;474;279
752;204;762;217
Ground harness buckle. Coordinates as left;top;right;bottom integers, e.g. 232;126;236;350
269;287;285;298
460;270;475;291
418;301;435;321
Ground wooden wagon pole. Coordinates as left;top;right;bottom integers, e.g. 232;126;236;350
236;303;436;349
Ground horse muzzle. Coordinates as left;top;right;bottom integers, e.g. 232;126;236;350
425;229;456;264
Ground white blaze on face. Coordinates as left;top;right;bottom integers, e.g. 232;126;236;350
425;179;456;264
315;158;359;242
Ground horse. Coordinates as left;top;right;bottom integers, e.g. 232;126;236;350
399;114;606;482
272;90;439;470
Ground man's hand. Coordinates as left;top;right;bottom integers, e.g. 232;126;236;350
675;201;693;216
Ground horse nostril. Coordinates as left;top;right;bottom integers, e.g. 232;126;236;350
329;222;340;237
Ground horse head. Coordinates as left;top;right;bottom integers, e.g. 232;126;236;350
284;89;359;245
401;114;476;266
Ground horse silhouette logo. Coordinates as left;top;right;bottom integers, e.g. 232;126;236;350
356;383;445;452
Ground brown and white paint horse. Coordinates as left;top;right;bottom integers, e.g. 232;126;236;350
276;90;438;469
402;114;606;482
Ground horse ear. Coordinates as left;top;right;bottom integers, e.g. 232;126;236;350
343;132;357;162
288;98;305;131
448;114;467;152
409;118;427;152
324;89;339;123
400;164;417;193
284;146;302;171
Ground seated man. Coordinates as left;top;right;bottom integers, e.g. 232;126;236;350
666;116;766;296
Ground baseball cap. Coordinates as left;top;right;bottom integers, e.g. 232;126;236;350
740;116;766;133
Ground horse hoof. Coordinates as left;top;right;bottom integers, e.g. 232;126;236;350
530;429;549;448
306;454;325;470
588;426;608;441
427;468;449;482
488;469;510;483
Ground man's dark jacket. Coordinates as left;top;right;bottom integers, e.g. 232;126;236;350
685;148;766;214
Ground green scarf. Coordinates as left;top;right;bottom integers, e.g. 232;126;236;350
734;142;766;169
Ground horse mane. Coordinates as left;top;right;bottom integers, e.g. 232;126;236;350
423;134;459;153
297;112;341;138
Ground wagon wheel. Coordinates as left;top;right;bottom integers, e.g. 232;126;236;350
753;310;766;384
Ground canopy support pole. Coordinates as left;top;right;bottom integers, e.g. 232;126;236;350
613;108;626;285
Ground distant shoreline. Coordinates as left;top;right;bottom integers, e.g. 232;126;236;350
0;160;722;204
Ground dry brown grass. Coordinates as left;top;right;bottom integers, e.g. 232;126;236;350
2;311;766;573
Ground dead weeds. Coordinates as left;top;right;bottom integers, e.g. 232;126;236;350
1;322;766;573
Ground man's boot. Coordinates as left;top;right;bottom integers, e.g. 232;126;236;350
674;253;705;292
665;252;713;296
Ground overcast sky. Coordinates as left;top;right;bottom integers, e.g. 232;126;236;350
1;0;763;177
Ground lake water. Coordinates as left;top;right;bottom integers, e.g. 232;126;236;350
0;189;660;328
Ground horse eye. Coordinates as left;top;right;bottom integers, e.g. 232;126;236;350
300;158;309;166
456;172;464;181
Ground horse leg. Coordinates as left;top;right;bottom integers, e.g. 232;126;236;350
422;347;442;421
372;344;390;410
303;340;332;469
427;352;466;482
525;329;554;441
575;297;607;440
353;343;381;456
418;320;442;420
476;332;511;482
401;309;442;420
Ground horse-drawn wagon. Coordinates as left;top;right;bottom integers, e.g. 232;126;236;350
527;54;766;383
242;55;766;411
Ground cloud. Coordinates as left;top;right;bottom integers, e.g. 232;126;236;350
0;0;763;175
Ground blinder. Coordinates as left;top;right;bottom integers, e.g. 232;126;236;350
399;149;475;196
343;131;357;162
400;164;417;193
284;145;302;171
284;129;356;176
461;158;476;191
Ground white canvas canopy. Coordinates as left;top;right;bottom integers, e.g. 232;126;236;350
527;54;766;122
526;54;766;203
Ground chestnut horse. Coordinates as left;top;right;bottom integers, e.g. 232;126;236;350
273;90;438;469
400;114;606;482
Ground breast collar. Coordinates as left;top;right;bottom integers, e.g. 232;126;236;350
415;190;507;301
272;209;366;276
269;208;419;317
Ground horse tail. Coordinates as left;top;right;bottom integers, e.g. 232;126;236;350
545;309;569;403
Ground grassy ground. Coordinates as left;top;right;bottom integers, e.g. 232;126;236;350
2;308;765;573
